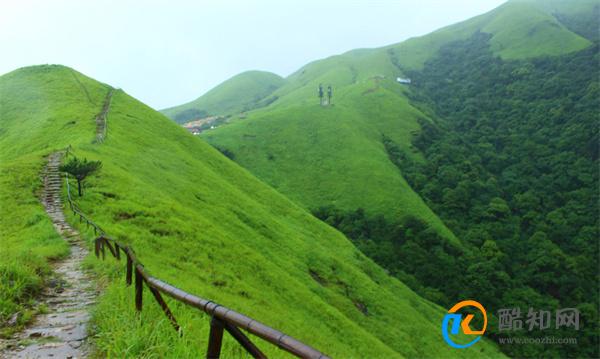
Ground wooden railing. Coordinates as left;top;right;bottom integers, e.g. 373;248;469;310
62;149;329;359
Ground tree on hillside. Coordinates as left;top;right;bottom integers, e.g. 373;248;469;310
60;157;102;196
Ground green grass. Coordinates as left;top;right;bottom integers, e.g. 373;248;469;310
0;65;504;357
482;1;591;59
0;65;106;333
204;78;457;241
200;38;463;247
386;0;592;69
161;71;285;123
199;0;595;247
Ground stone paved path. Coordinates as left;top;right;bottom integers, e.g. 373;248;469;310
1;152;96;358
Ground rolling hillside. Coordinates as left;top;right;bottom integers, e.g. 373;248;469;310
387;0;593;70
204;54;454;235
161;70;285;123
190;0;598;357
202;0;594;222
0;65;504;357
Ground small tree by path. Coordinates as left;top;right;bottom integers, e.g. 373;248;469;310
60;157;102;196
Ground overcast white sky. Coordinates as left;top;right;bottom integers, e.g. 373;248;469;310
0;0;506;109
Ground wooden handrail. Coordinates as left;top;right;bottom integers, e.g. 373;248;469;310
61;149;329;359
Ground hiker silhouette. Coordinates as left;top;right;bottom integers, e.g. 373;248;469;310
318;84;324;105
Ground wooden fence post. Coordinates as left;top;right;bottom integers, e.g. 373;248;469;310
94;237;101;258
135;267;143;311
224;322;267;359
114;243;121;260
206;316;225;359
103;238;117;258
149;286;180;332
126;255;133;286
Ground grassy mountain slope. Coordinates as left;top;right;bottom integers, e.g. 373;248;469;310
204;78;457;242
161;71;285;123
0;65;504;357
531;0;600;42
197;0;598;344
0;66;103;334
202;43;459;239
387;0;593;70
202;0;594;224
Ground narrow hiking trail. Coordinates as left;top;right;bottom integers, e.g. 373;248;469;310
1;152;96;359
95;89;114;143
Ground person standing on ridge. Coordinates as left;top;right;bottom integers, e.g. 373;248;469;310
318;84;324;105
327;85;333;105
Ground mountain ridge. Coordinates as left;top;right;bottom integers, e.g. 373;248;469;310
190;2;598;357
0;64;503;357
198;0;596;225
161;70;284;123
165;0;594;124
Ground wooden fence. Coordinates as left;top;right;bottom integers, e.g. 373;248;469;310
62;149;330;359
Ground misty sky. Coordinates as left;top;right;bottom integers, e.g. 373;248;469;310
1;0;506;109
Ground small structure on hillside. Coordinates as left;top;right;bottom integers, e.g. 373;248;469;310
182;115;224;135
396;77;412;84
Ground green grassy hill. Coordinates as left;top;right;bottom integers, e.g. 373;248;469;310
387;0;593;70
161;70;285;123
204;78;457;240
204;1;590;215
203;46;448;226
202;0;594;225
197;1;597;348
0;65;504;357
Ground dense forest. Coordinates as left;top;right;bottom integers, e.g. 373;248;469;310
315;33;599;358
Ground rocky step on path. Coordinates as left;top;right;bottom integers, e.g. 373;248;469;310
1;152;97;359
